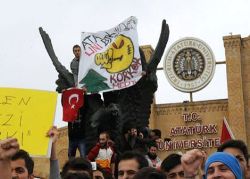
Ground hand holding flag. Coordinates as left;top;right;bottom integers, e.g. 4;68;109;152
62;88;85;122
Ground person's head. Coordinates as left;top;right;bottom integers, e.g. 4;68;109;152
160;153;184;179
118;151;148;179
122;122;136;135
93;164;113;179
61;157;93;179
133;167;166;179
99;132;109;148
11;149;34;179
217;139;249;176
93;170;104;179
147;143;158;160
63;172;91;179
73;44;81;59
139;127;150;139
205;152;242;179
150;129;161;140
130;128;137;137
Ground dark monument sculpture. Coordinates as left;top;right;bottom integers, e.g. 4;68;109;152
39;19;169;154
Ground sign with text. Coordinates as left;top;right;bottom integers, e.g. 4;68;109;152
0;88;57;157
157;112;220;151
78;16;142;93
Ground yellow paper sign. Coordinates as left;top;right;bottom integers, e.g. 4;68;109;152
0;88;57;157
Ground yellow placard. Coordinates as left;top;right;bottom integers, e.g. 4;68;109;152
0;88;57;157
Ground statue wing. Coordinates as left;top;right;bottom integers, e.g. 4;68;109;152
39;27;75;92
103;20;169;132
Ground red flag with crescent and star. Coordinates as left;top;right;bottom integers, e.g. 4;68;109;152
62;88;84;122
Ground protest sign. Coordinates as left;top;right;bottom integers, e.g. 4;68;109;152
0;88;57;157
78;16;142;93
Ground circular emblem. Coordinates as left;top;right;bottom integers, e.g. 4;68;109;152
163;37;216;92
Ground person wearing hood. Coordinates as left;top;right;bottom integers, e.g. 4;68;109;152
205;152;242;179
181;149;243;179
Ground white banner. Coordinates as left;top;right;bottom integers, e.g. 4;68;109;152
78;16;142;93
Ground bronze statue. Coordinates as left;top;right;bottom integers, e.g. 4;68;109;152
39;19;169;153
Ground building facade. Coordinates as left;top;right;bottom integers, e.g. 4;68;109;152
34;35;250;178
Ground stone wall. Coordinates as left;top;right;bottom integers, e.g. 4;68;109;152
223;35;250;145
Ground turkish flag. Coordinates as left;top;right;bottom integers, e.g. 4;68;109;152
62;88;84;122
220;117;235;144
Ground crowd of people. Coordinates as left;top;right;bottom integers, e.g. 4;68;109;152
1;125;250;179
1;45;250;179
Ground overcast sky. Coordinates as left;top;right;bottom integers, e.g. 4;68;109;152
1;0;250;127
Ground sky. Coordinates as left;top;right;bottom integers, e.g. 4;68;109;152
1;0;250;127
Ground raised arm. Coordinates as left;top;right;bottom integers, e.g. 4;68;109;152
0;138;19;179
47;126;61;179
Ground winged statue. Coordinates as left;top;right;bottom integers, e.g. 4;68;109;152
39;20;169;153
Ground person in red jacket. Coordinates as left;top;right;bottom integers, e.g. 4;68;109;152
87;132;115;175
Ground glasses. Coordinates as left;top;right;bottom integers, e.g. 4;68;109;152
167;171;184;178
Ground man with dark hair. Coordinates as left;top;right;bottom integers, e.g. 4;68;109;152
61;157;93;179
71;44;81;84
160;153;184;179
11;149;34;179
150;129;161;140
118;151;148;179
67;44;87;159
145;143;162;168
217;139;250;178
133;167;166;179
0;138;20;179
63;172;91;179
119;124;147;154
87;132;115;175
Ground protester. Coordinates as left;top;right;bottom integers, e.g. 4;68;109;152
67;44;87;159
160;153;185;179
70;44;81;85
150;129;162;142
0;138;20;179
48;125;96;179
61;157;93;179
181;149;243;179
133;167;166;179
87;132;115;175
0;126;59;179
11;149;34;179
119;124;147;154
10;126;60;179
205;152;242;179
63;172;91;179
118;151;148;179
217;139;250;178
93;164;114;179
145;143;161;168
48;126;61;179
